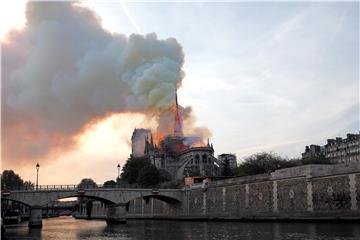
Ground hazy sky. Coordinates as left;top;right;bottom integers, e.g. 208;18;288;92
1;1;359;185
84;1;359;156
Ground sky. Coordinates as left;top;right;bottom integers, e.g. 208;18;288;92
1;1;359;185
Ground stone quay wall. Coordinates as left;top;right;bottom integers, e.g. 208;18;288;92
127;163;360;220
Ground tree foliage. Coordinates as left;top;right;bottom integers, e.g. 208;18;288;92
78;178;97;189
1;170;34;190
137;165;161;187
221;158;234;176
237;152;295;176
158;169;172;182
24;181;35;189
121;157;152;184
103;180;116;188
299;155;331;165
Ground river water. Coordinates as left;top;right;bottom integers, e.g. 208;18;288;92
4;216;360;240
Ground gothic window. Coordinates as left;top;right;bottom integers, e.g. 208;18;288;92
202;154;207;164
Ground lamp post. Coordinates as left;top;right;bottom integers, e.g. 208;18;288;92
117;163;121;179
36;163;40;190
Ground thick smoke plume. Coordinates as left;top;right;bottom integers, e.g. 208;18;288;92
2;2;209;166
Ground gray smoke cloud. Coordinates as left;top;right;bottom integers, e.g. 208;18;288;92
2;2;190;166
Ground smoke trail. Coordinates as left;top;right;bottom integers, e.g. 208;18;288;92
2;1;198;166
120;1;142;34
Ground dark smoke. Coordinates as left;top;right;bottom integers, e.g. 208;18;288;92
2;1;209;167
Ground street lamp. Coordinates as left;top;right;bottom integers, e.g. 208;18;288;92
36;163;40;190
117;163;121;179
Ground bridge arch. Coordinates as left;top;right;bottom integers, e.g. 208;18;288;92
123;192;182;217
44;194;115;206
2;188;183;228
126;194;181;205
1;197;31;208
118;189;183;205
3;188;183;208
2;191;117;208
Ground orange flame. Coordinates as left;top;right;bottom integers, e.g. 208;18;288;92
153;132;165;145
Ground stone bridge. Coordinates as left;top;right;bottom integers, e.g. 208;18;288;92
2;187;184;228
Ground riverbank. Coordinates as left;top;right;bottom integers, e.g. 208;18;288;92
75;163;360;222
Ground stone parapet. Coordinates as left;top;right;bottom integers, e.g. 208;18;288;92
127;163;360;221
271;163;360;180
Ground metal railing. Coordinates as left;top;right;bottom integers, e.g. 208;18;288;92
1;183;181;191
2;184;127;191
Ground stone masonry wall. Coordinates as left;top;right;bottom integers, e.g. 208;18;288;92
312;175;351;212
276;178;308;214
127;164;360;220
248;182;273;215
356;174;360;210
76;164;360;220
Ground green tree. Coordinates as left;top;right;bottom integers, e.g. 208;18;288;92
137;165;161;187
103;180;116;188
121;157;152;184
78;178;97;189
159;169;172;182
237;152;296;177
1;170;33;190
23;180;35;190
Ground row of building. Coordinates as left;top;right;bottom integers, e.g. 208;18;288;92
301;132;360;164
132;128;360;181
128;92;359;181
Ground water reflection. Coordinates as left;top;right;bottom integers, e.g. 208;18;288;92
28;228;42;239
4;216;360;240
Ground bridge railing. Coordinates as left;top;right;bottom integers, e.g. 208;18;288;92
1;183;181;191
2;185;79;191
2;184;105;191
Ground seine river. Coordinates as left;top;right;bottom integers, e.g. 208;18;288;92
4;216;360;240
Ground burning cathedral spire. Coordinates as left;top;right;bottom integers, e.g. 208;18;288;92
129;89;219;180
174;90;183;137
